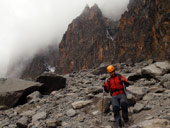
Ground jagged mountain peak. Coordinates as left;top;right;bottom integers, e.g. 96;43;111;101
82;4;90;14
91;3;100;10
81;3;102;19
59;4;111;74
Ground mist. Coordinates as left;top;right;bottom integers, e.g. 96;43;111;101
0;0;129;78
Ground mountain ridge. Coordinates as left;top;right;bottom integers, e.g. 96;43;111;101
7;0;170;80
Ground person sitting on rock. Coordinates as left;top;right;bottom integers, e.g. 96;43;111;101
102;65;129;128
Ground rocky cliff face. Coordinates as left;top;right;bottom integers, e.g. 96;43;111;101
59;0;170;74
59;4;118;74
114;0;170;62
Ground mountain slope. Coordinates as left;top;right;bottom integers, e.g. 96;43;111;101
1;60;170;127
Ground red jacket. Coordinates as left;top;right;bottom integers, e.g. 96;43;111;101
104;74;129;96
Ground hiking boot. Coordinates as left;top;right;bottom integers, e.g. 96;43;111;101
123;117;129;123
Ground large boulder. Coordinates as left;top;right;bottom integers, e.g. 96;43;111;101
141;61;170;77
127;86;147;101
36;73;66;94
0;78;42;108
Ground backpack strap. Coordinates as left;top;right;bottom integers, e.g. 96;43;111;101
116;73;127;95
106;77;113;96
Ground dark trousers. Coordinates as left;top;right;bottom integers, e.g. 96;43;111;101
112;93;129;127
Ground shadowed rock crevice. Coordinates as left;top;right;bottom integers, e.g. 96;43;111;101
128;73;153;82
14;86;41;107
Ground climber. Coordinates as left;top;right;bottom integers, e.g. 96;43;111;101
102;65;129;128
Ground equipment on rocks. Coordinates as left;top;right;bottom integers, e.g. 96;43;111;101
122;78;127;96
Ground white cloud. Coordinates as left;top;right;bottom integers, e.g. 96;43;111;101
0;0;129;77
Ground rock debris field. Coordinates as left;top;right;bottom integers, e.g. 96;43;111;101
0;60;170;128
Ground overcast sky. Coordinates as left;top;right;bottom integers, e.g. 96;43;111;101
0;0;129;78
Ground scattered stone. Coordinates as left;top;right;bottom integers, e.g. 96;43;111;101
46;119;62;128
66;109;76;117
92;110;99;115
104;126;112;128
71;100;93;109
27;91;42;102
143;93;155;101
77;115;85;122
32;111;47;121
20;110;36;117
163;81;170;89
16;117;29;128
133;103;144;113
0;60;170;128
148;86;164;93
144;116;154;120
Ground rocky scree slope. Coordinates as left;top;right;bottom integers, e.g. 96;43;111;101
0;60;170;128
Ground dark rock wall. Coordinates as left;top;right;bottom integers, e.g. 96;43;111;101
115;0;170;62
59;0;170;74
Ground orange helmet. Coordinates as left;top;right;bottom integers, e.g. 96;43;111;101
107;65;115;73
